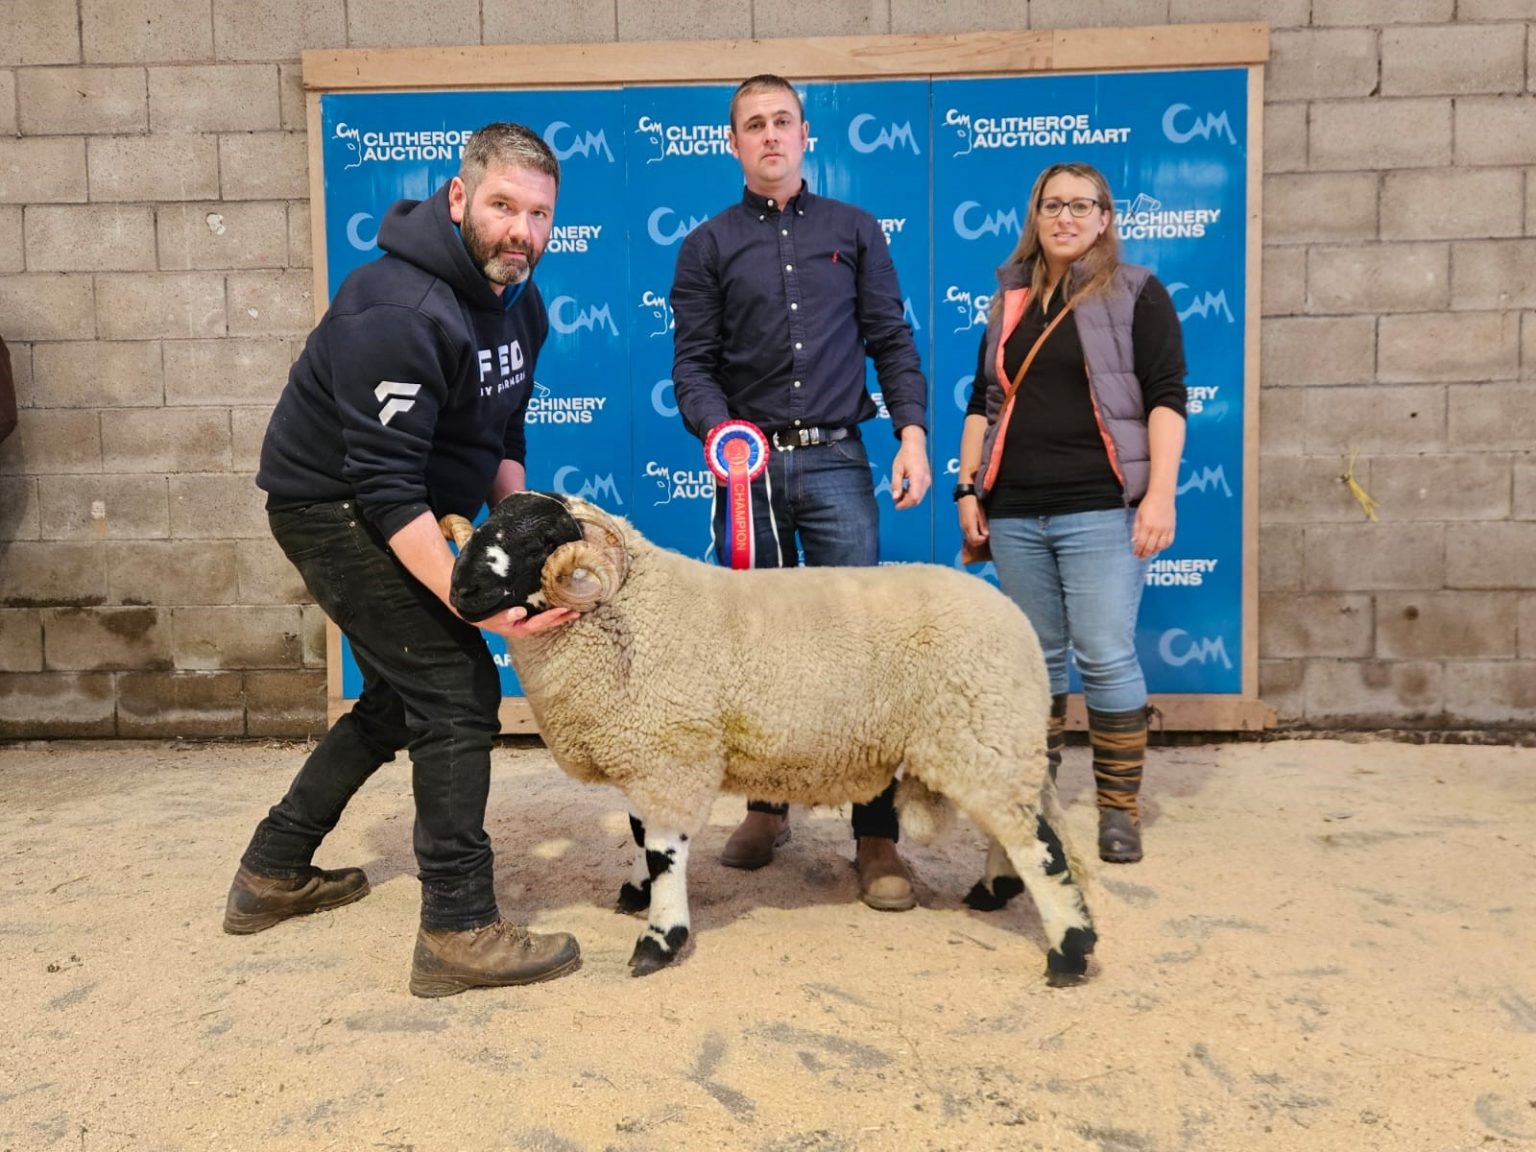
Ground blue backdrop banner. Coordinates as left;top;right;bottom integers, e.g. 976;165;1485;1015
319;67;1247;700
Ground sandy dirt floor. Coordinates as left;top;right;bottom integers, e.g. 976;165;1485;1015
2;736;1534;1152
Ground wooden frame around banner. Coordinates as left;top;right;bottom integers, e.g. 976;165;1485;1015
306;24;1274;734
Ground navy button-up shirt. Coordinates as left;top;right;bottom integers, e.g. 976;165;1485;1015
670;183;927;442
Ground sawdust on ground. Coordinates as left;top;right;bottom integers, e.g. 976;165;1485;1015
2;736;1533;1152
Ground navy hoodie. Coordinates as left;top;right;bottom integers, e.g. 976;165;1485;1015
257;183;547;539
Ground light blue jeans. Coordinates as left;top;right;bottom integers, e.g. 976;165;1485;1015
988;507;1149;714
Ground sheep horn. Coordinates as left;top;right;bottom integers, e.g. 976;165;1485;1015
541;500;630;612
440;513;476;550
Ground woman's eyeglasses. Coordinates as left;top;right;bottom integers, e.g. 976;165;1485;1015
1038;197;1102;219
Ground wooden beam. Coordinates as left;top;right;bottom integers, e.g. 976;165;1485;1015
303;25;1268;92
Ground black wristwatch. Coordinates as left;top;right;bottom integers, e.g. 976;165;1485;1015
952;483;977;502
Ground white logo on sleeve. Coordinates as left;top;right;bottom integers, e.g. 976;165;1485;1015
375;380;422;426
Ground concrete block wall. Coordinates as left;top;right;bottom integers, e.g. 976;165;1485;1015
0;0;1531;735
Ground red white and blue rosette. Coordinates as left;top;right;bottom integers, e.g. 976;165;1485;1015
704;420;770;570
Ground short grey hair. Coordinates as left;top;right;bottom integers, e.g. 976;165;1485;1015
460;122;560;194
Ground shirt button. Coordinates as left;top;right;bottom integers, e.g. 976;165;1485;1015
794;419;802;426
785;264;793;272
794;342;802;350
790;302;798;311
793;381;801;388
781;229;788;236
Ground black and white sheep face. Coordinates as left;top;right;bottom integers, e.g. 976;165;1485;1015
449;492;584;622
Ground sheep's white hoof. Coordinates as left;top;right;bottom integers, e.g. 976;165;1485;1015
629;927;687;976
616;880;650;914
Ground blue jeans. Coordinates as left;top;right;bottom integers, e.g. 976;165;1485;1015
240;500;504;932
710;435;897;839
988;507;1149;715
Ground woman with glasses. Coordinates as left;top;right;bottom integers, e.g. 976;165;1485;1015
954;162;1188;864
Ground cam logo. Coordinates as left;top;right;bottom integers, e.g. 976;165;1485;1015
849;113;921;155
1159;628;1233;670
375;380;420;426
333;122;362;169
644;459;713;504
1167;283;1235;323
1177;464;1233;498
648;206;708;246
943;285;991;332
870;391;890;421
346;212;378;252
942;108;978;156
1163;104;1238;145
651;378;678;419
549;296;619;338
953;200;1022;241
944;458;960;476
640;290;674;338
543;121;614;162
552;466;623;507
953;374;975;413
901;297;922;334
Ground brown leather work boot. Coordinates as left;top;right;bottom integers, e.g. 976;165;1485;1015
855;836;916;912
719;810;790;870
409;919;581;998
222;864;371;935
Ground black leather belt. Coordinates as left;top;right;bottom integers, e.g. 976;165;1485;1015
769;425;857;451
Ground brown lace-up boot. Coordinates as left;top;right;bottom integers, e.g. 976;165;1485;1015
222;864;371;934
409;919;581;998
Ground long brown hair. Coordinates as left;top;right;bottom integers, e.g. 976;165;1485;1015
988;162;1121;323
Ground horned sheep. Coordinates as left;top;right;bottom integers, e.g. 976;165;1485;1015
444;492;1097;985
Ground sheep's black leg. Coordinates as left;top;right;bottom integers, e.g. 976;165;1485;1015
1005;813;1097;987
629;826;692;976
964;836;1025;911
616;812;651;914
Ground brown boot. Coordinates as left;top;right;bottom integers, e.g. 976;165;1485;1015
222;864;370;935
719;809;790;870
1088;705;1148;864
855;836;916;911
409;919;581;998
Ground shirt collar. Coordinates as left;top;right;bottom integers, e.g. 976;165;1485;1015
740;180;813;216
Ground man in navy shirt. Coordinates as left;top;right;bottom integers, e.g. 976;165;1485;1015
225;123;581;997
671;75;932;911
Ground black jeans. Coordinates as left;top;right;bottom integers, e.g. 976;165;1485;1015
240;500;503;932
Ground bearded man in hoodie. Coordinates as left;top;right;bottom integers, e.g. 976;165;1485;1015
224;123;581;998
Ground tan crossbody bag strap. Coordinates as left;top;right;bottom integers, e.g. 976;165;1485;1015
1001;293;1079;406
